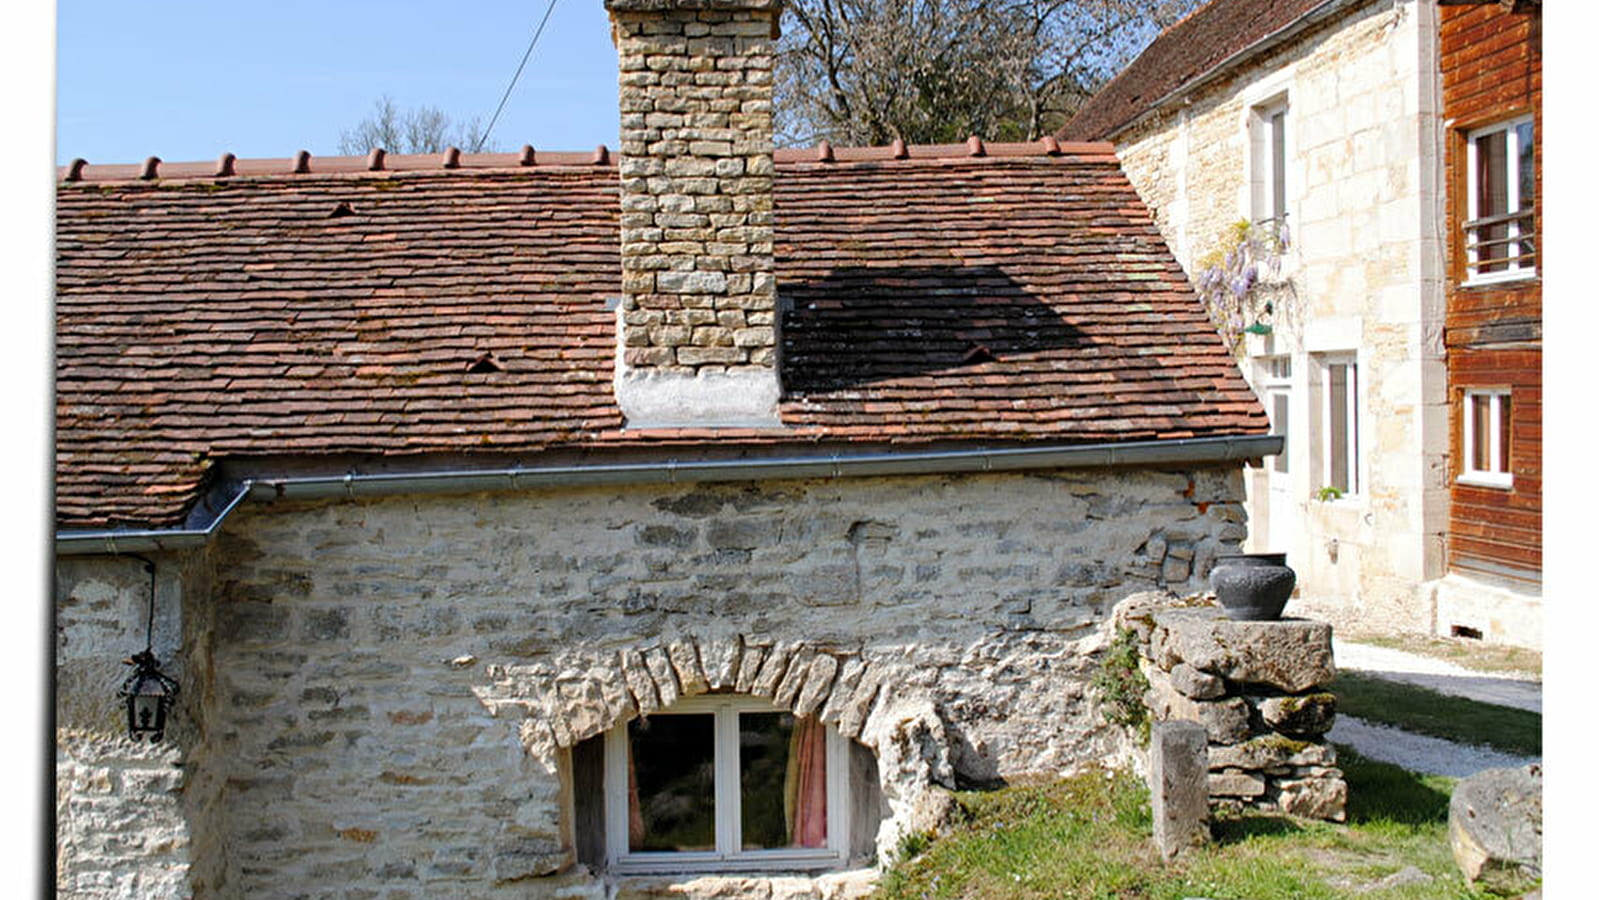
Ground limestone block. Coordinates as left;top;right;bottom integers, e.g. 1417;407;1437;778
1169;662;1225;700
1150;720;1210;859
668;639;709;697
622;650;662;716
1147;676;1250;744
643;647;682;708
734;641;766;693
793;653;838;718
1271;775;1347;822
751;642;793;697
1253;692;1336;737
1450;764;1542;892
817;657;865;727
1208;770;1265;798
701;634;743;690
1151;608;1334;692
1208;735;1335;771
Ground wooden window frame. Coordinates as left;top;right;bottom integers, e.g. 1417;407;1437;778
603;695;851;874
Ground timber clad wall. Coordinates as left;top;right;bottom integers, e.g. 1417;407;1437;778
1441;3;1542;581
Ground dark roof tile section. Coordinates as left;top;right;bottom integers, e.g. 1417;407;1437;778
56;144;1266;530
1057;0;1331;142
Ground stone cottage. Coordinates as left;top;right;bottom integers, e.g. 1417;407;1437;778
54;0;1274;896
1059;0;1543;648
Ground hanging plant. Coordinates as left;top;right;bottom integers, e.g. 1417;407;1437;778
1193;218;1292;354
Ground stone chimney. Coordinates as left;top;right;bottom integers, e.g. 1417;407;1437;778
605;0;782;428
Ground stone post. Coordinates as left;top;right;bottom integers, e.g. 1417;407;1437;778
1150;720;1210;860
605;0;782;428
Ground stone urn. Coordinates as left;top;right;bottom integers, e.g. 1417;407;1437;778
1210;553;1296;621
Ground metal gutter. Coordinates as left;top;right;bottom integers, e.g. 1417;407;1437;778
54;480;255;556
55;434;1281;556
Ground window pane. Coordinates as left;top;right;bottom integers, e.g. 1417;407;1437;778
1475;131;1509;272
1471;395;1491;471
1271;110;1287;221
1476;132;1508;217
628;715;716;852
740;712;827;850
1328;364;1349;493
1498;395;1512;473
1516;121;1535;212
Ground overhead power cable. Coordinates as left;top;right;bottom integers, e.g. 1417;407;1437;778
474;0;562;153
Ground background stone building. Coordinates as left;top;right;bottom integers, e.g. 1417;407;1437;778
1061;0;1542;648
53;0;1274;895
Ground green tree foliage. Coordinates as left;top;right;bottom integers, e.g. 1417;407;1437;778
776;0;1199;146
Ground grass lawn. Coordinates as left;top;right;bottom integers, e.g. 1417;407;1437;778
1333;671;1542;757
872;749;1535;899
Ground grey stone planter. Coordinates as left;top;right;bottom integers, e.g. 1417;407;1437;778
1210;553;1296;621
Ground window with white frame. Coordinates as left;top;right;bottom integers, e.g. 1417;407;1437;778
1460;389;1513;488
597;695;856;873
1250;98;1289;227
1260;355;1292;474
1464;117;1536;282
1320;356;1359;497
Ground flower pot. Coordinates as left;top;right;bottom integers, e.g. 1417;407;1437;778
1210;553;1296;621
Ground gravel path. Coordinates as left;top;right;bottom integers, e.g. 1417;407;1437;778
1333;639;1541;713
1330;639;1542;776
1328;716;1539;778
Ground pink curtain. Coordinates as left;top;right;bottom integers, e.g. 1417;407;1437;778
783;716;828;848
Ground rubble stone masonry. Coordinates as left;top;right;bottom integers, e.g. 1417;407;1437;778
57;466;1249;898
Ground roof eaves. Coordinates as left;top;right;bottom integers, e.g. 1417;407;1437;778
54;434;1280;555
1092;0;1355;144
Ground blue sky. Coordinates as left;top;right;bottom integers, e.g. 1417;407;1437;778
56;0;622;165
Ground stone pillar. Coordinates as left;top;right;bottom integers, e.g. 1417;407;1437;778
1150;720;1210;860
606;0;782;428
1121;600;1348;822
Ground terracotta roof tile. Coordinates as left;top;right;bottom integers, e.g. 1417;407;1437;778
56;144;1266;530
1057;0;1333;142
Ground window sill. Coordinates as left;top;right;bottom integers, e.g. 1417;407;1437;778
1457;473;1513;490
612;851;848;875
1461;269;1538;289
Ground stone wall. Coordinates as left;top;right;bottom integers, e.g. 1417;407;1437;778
56;552;216;899
56;464;1250;899
1110;0;1450;637
1116;596;1346;821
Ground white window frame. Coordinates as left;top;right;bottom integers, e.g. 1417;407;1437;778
1250;97;1290;227
1460;388;1513;488
603;695;850;874
1463;116;1536;285
1319;356;1360;498
1259;355;1292;474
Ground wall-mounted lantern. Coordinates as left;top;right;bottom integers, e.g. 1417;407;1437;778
118;555;179;742
119;650;179;742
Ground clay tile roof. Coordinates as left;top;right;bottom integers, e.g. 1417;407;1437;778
55;143;1267;531
1057;0;1333;142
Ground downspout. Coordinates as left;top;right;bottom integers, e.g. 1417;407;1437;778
55;434;1282;556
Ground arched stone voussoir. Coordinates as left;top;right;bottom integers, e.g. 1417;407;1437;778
492;633;895;765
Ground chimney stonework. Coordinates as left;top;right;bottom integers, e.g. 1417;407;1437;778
605;0;784;428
